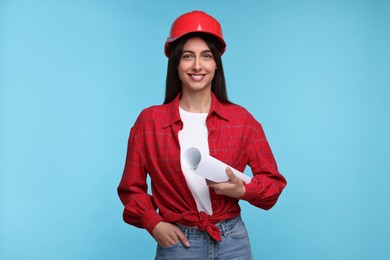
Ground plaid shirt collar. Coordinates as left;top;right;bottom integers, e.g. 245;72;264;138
163;92;230;128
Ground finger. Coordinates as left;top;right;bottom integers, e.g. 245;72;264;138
206;179;217;187
214;189;223;195
225;167;238;182
175;229;190;247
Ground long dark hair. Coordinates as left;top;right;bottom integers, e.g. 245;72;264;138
163;33;231;104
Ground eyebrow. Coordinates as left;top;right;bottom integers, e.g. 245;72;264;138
182;50;212;54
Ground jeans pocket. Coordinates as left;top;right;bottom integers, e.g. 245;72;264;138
155;240;187;260
157;239;181;249
228;220;249;239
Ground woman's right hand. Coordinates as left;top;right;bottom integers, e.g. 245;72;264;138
152;221;190;247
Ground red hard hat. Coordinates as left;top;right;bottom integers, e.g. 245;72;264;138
164;10;226;57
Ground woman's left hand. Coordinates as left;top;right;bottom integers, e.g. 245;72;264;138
207;167;246;198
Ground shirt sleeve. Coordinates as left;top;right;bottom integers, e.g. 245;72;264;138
240;115;287;210
117;115;163;236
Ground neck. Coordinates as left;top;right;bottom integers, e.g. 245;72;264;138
180;90;212;113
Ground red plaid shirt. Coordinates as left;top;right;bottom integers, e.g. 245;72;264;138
118;93;286;241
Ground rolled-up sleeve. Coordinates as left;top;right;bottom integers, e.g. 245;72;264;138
240;116;287;210
117;115;163;235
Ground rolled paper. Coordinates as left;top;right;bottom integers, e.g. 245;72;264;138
182;147;252;183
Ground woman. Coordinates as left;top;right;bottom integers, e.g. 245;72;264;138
118;10;287;259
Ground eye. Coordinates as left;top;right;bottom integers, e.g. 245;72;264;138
202;53;213;59
182;53;194;60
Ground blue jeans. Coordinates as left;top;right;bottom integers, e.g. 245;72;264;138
155;216;253;260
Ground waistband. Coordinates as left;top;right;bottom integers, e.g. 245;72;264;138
177;215;242;240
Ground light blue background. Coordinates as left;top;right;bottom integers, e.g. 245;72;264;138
1;0;389;259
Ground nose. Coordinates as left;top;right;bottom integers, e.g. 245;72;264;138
192;57;201;71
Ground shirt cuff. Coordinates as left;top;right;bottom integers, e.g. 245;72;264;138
142;209;164;236
240;181;257;202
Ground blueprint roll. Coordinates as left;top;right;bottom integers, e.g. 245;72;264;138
182;147;252;184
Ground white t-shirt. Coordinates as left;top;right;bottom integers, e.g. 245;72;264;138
178;107;213;215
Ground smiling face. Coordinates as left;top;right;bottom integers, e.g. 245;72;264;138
178;37;217;94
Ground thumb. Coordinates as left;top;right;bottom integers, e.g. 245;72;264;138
175;229;190;247
226;167;238;182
